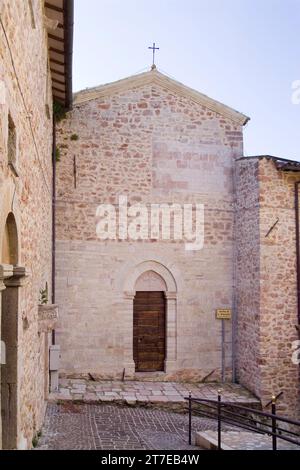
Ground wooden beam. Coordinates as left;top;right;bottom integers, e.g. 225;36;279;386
53;97;64;105
50;46;65;55
50;68;65;77
49;33;64;44
52;86;65;95
45;2;64;13
50;58;65;66
52;78;66;86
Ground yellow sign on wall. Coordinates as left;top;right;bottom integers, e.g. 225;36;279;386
216;309;232;320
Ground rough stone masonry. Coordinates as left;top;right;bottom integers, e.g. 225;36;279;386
0;0;73;450
0;0;53;449
55;70;246;382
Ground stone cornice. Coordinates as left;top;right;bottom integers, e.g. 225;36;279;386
73;69;250;126
0;264;14;280
4;266;30;287
0;265;30;288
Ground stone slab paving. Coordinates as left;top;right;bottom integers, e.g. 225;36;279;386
50;379;260;407
37;402;223;450
196;430;300;450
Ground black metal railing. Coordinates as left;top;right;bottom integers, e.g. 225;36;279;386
185;391;300;450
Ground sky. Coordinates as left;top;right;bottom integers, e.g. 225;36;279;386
73;0;300;160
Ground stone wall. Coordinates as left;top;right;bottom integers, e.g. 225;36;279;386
55;74;244;382
236;157;300;418
259;158;299;417
0;0;53;448
235;158;261;395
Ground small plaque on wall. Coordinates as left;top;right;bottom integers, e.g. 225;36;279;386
216;308;232;320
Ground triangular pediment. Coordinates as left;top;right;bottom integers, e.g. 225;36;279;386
73;69;250;126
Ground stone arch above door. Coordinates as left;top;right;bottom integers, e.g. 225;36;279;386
135;270;167;292
124;260;177;294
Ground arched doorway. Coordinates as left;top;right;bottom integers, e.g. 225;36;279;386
122;261;178;375
0;212;19;449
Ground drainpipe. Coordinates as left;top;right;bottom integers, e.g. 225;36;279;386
295;182;300;328
51;114;56;345
231;152;239;383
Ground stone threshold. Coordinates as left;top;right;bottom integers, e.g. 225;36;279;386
48;378;261;411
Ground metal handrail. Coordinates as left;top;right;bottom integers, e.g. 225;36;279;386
265;391;283;407
188;397;300;427
192;408;267;435
193;408;300;445
185;392;300;450
191;402;266;431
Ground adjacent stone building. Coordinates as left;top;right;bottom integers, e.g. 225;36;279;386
0;0;73;449
236;156;300;417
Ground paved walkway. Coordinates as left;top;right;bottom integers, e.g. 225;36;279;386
37;402;221;450
39;381;299;451
37;379;265;450
51;378;260;407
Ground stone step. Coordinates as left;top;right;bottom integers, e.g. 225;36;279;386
48;379;261;413
196;430;300;450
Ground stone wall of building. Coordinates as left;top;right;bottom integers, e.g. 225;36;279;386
258;158;299;417
235;158;261;396
0;0;53;448
55;75;244;382
236;157;300;418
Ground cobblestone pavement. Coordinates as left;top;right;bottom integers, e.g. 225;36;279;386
51;379;260;407
39;380;265;450
37;401;300;451
37;402;223;450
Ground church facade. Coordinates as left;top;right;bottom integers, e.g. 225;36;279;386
55;70;247;382
55;70;299;418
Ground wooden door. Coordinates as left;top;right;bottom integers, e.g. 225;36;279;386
133;291;165;372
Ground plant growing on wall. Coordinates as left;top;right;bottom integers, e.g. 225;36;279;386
39;282;48;305
32;430;42;448
70;133;79;141
55;146;61;162
53;100;66;123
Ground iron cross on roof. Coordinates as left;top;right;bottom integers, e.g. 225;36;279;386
148;42;159;70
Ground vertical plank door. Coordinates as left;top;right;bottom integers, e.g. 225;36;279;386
133;291;165;371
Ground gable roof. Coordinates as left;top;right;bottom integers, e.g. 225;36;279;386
73;69;250;126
